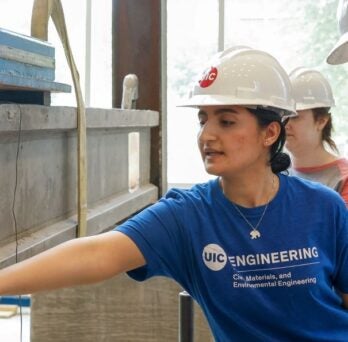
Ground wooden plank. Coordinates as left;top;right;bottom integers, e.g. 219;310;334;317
0;27;54;57
0;73;71;92
112;1;161;110
0;45;55;69
0;296;31;307
0;58;54;81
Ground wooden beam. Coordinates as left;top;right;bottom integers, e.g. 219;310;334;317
112;0;166;195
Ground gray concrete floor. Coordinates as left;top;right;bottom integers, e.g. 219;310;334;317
0;307;30;342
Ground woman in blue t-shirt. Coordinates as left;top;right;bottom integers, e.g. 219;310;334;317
0;47;347;341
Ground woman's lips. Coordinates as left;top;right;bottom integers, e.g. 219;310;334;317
204;149;224;159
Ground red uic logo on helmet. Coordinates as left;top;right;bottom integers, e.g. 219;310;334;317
199;67;218;88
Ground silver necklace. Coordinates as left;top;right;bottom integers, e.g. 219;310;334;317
232;175;275;240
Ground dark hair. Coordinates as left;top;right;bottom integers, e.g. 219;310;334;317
248;107;291;174
311;107;339;153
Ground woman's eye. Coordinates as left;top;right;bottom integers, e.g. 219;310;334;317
221;120;235;126
198;120;206;127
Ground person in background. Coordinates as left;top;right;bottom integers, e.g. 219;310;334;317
285;67;348;206
0;47;347;341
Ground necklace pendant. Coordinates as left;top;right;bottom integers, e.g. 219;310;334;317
250;230;261;239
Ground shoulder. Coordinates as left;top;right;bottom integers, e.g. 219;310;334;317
337;158;348;172
284;174;346;209
164;180;216;203
285;173;338;196
337;158;348;165
290;158;348;174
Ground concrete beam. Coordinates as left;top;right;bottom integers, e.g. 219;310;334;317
0;104;159;132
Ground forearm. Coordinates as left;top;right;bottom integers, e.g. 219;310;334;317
0;236;112;295
0;231;145;296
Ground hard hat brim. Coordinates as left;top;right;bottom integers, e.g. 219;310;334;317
296;103;334;111
327;31;348;65
177;94;296;117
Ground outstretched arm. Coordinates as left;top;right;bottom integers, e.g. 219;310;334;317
0;231;145;295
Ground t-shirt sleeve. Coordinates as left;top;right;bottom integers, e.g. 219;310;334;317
115;192;191;286
333;207;348;293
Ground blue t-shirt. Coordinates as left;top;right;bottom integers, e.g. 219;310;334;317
116;174;348;341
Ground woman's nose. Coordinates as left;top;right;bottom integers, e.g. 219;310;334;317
198;121;217;142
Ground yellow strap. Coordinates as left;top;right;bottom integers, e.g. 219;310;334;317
31;0;87;237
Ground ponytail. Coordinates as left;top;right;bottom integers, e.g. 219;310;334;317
248;108;291;173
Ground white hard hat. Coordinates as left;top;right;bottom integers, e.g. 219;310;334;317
327;0;348;65
289;67;335;110
179;46;296;117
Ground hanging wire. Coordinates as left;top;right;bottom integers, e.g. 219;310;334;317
12;104;23;342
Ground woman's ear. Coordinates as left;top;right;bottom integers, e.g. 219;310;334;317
263;121;281;147
315;116;330;131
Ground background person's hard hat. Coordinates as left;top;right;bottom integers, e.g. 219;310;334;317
179;46;296;117
327;0;348;65
289;67;335;110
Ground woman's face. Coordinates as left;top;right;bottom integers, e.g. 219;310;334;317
197;105;270;178
285;109;322;154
